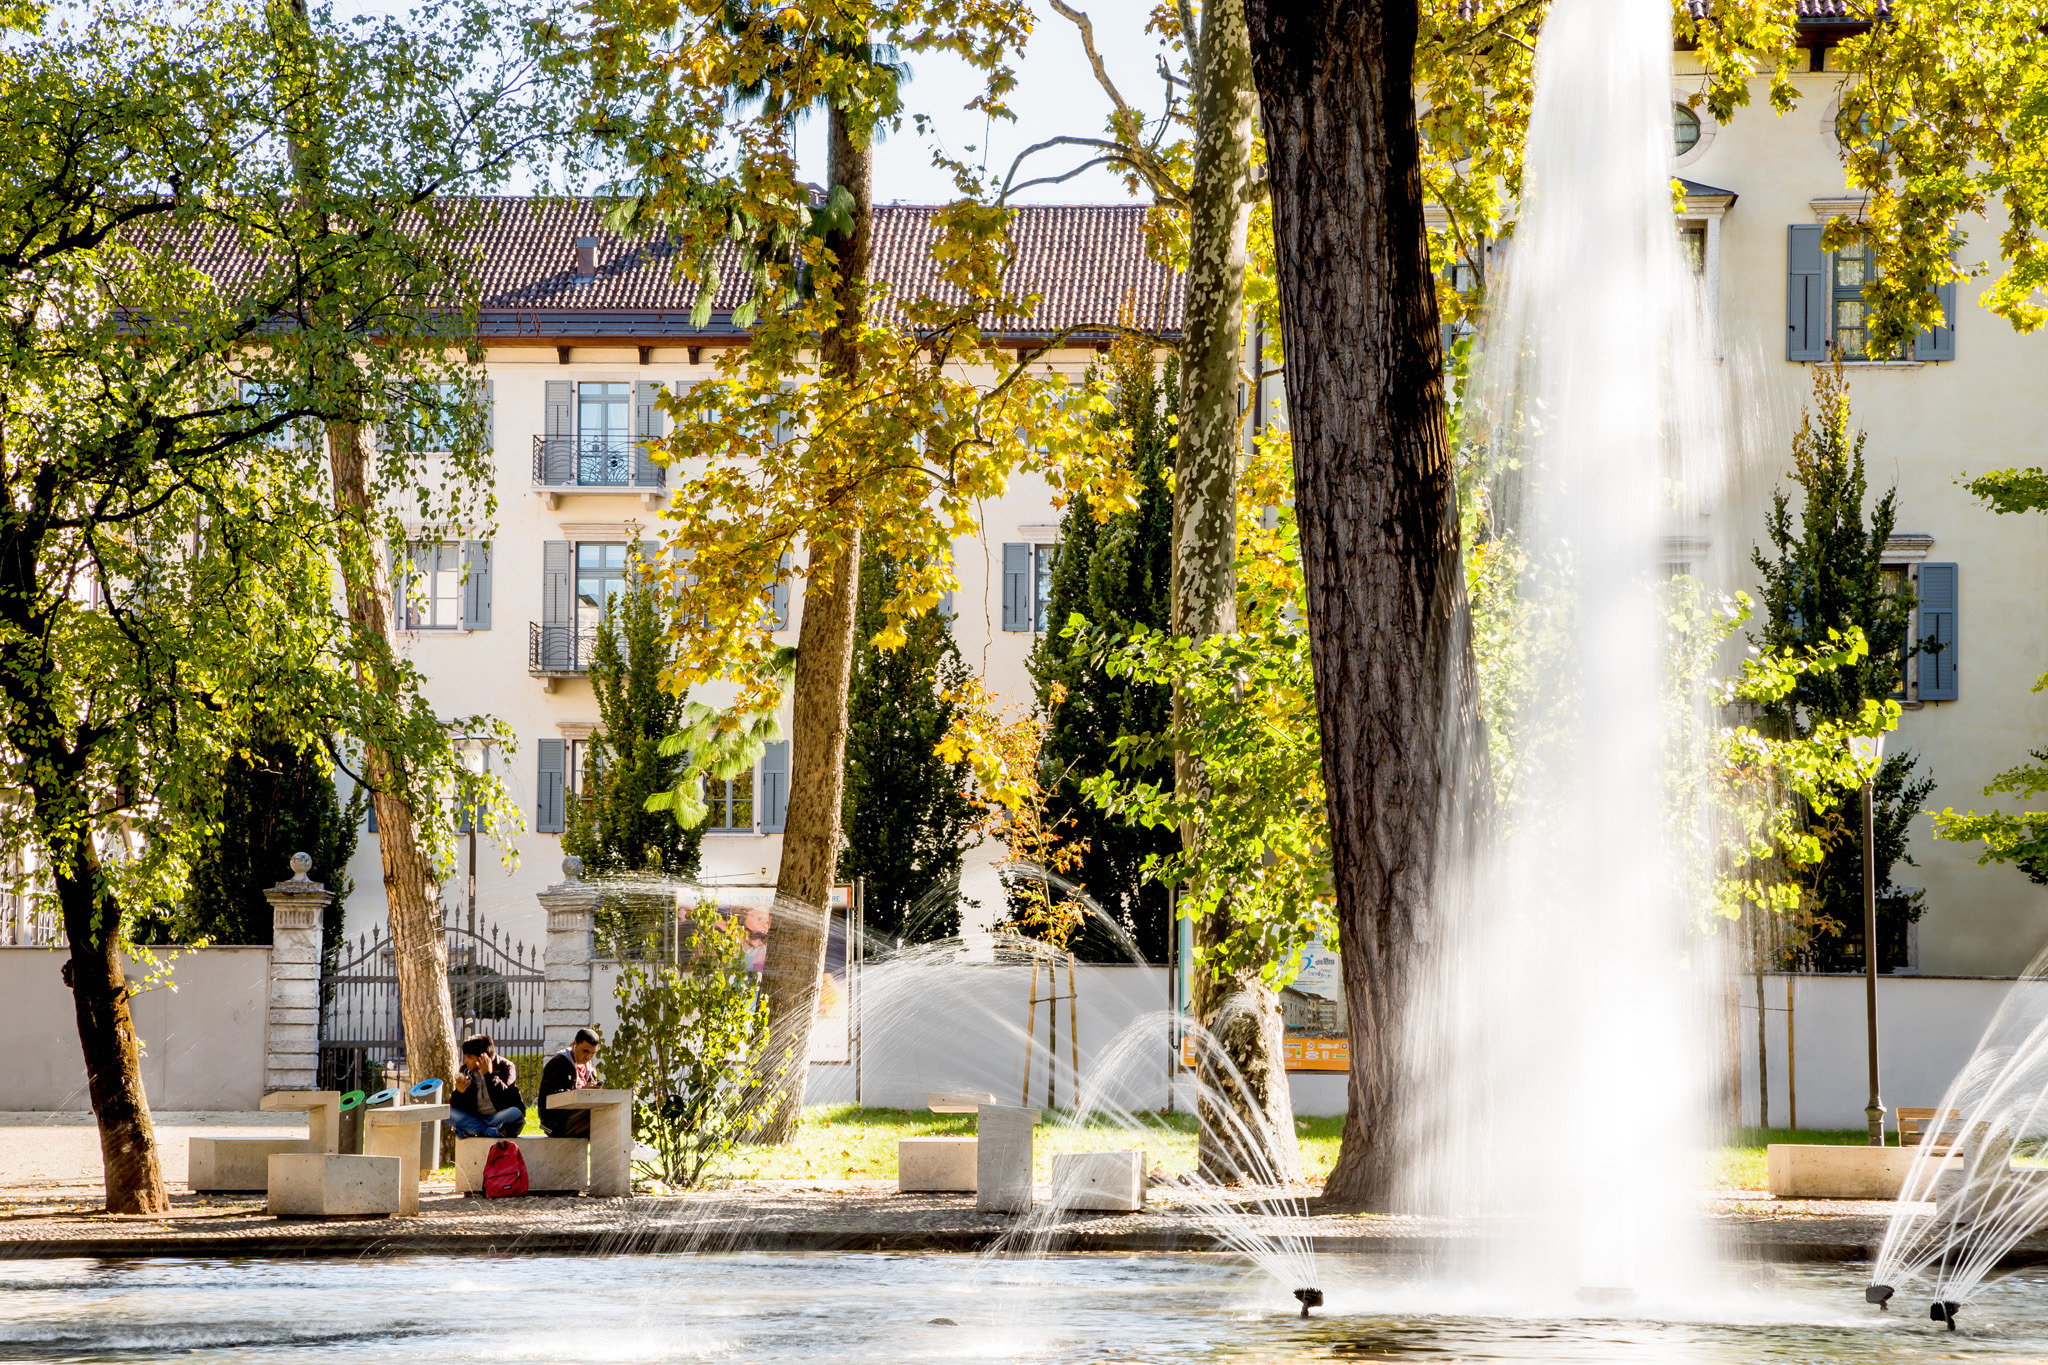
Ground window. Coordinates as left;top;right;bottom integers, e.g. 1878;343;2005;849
1786;224;1955;363
1678;222;1707;277
576;542;629;642
404;542;464;630
1831;241;1892;361
706;766;755;832
1033;544;1057;632
578;382;630;484
1673;104;1700;156
568;738;601;798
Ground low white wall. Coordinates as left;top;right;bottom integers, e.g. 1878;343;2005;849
0;946;270;1111
1735;972;2016;1131
589;959;1352;1116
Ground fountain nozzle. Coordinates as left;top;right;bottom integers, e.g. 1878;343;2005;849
1931;1300;1961;1330
1293;1288;1323;1318
1865;1284;1894;1308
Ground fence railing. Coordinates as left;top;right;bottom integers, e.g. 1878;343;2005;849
531;434;665;489
528;621;597;674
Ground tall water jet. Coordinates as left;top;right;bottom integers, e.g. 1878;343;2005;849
1412;0;1730;1304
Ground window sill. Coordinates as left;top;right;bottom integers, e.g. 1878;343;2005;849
702;829;766;838
1834;360;1926;369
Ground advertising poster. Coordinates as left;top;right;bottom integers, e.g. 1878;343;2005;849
703;884;853;1065
1180;935;1349;1073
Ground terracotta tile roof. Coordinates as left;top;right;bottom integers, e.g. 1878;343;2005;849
365;197;1180;341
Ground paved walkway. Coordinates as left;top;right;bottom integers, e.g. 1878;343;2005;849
0;1111;303;1203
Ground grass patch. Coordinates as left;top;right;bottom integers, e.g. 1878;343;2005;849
1714;1126;1883;1190
709;1104;1347;1183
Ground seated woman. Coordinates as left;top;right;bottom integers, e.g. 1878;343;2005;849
448;1033;524;1139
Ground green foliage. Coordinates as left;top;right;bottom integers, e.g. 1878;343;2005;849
1748;369;1931;966
838;547;975;944
599;911;768;1190
566;578;702;877
1936;747;2048;880
1029;353;1178;963
140;730;362;948
644;656;791;831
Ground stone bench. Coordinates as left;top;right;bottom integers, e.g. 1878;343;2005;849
190;1090;341;1193
975;1103;1040;1214
1050;1150;1145;1212
897;1092;997;1194
267;1153;401;1217
363;1103;448;1215
545;1088;634;1197
454;1136;590;1195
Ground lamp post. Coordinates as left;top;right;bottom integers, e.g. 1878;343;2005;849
1850;732;1886;1146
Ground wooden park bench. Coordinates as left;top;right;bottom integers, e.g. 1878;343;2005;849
1899;1107;1965;1154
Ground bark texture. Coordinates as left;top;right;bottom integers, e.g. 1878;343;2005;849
1176;0;1300;1184
1244;0;1488;1210
59;846;169;1213
755;106;872;1142
328;420;459;1116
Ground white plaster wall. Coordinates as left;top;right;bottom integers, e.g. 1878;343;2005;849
1675;63;2048;974
0;947;269;1111
1735;972;2017;1130
586;959;1350;1116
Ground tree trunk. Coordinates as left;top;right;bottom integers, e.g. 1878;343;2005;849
1176;0;1300;1184
754;102;873;1142
57;842;168;1214
1244;0;1489;1211
327;419;459;1125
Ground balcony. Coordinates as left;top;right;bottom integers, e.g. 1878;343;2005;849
529;622;597;690
532;435;667;509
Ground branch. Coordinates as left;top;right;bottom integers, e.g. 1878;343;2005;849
1049;0;1137;119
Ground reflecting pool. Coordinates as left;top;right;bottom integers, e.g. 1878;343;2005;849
8;1253;2048;1363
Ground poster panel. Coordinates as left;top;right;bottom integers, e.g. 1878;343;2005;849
1179;937;1349;1073
698;884;853;1065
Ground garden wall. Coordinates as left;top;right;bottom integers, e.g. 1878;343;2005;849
1734;972;2018;1131
0;945;270;1111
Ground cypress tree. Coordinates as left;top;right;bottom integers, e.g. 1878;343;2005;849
1029;351;1179;963
146;730;360;950
839;548;976;942
1752;368;1935;971
566;577;702;877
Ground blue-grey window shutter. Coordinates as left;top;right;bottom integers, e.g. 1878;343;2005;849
365;790;377;833
769;550;792;630
1001;543;1031;631
760;739;790;832
485;379;495;451
1916;263;1958;362
543;380;573;484
461;540;492;630
634;380;665;485
937;589;954;620
542;540;572;669
537;738;566;833
1918;562;1959;700
389;541;407;633
1787;225;1828;362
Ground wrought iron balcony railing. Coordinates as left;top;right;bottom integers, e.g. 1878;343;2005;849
529;621;598;674
531;434;666;489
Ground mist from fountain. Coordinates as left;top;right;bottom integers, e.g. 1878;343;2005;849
1409;0;1733;1308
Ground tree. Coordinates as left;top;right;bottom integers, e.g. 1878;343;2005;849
143;731;362;949
1030;343;1177;963
561;0;1120;1140
839;547;975;944
566;577;703;878
1750;367;1934;973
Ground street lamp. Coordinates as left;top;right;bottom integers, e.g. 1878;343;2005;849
1849;732;1886;1146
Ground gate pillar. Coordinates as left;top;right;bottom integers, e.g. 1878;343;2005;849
263;853;332;1092
540;856;599;1053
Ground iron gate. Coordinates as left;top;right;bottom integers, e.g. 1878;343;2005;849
318;907;546;1093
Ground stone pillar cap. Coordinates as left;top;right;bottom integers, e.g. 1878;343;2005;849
266;852;329;897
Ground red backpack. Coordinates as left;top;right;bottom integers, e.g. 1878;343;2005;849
482;1139;529;1199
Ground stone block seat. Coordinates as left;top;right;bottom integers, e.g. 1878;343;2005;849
1050;1150;1145;1212
267;1153;401;1217
976;1104;1040;1214
545;1088;635;1197
454;1136;590;1195
189;1090;341;1193
363;1103;448;1214
896;1093;997;1195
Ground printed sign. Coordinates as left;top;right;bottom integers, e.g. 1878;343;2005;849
1177;937;1349;1073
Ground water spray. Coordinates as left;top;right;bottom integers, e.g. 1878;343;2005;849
1293;1288;1323;1318
1864;1283;1893;1309
1931;1300;1961;1331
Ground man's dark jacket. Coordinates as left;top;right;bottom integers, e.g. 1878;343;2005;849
537;1049;592;1137
449;1055;523;1117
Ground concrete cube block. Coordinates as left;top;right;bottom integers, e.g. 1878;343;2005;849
454;1136;589;1194
267;1154;401;1217
897;1136;978;1192
975;1104;1039;1214
1050;1150;1145;1212
188;1137;313;1191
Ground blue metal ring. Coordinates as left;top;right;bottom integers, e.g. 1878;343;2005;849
409;1079;443;1097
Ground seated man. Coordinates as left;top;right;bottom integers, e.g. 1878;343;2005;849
538;1027;601;1138
448;1033;524;1139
